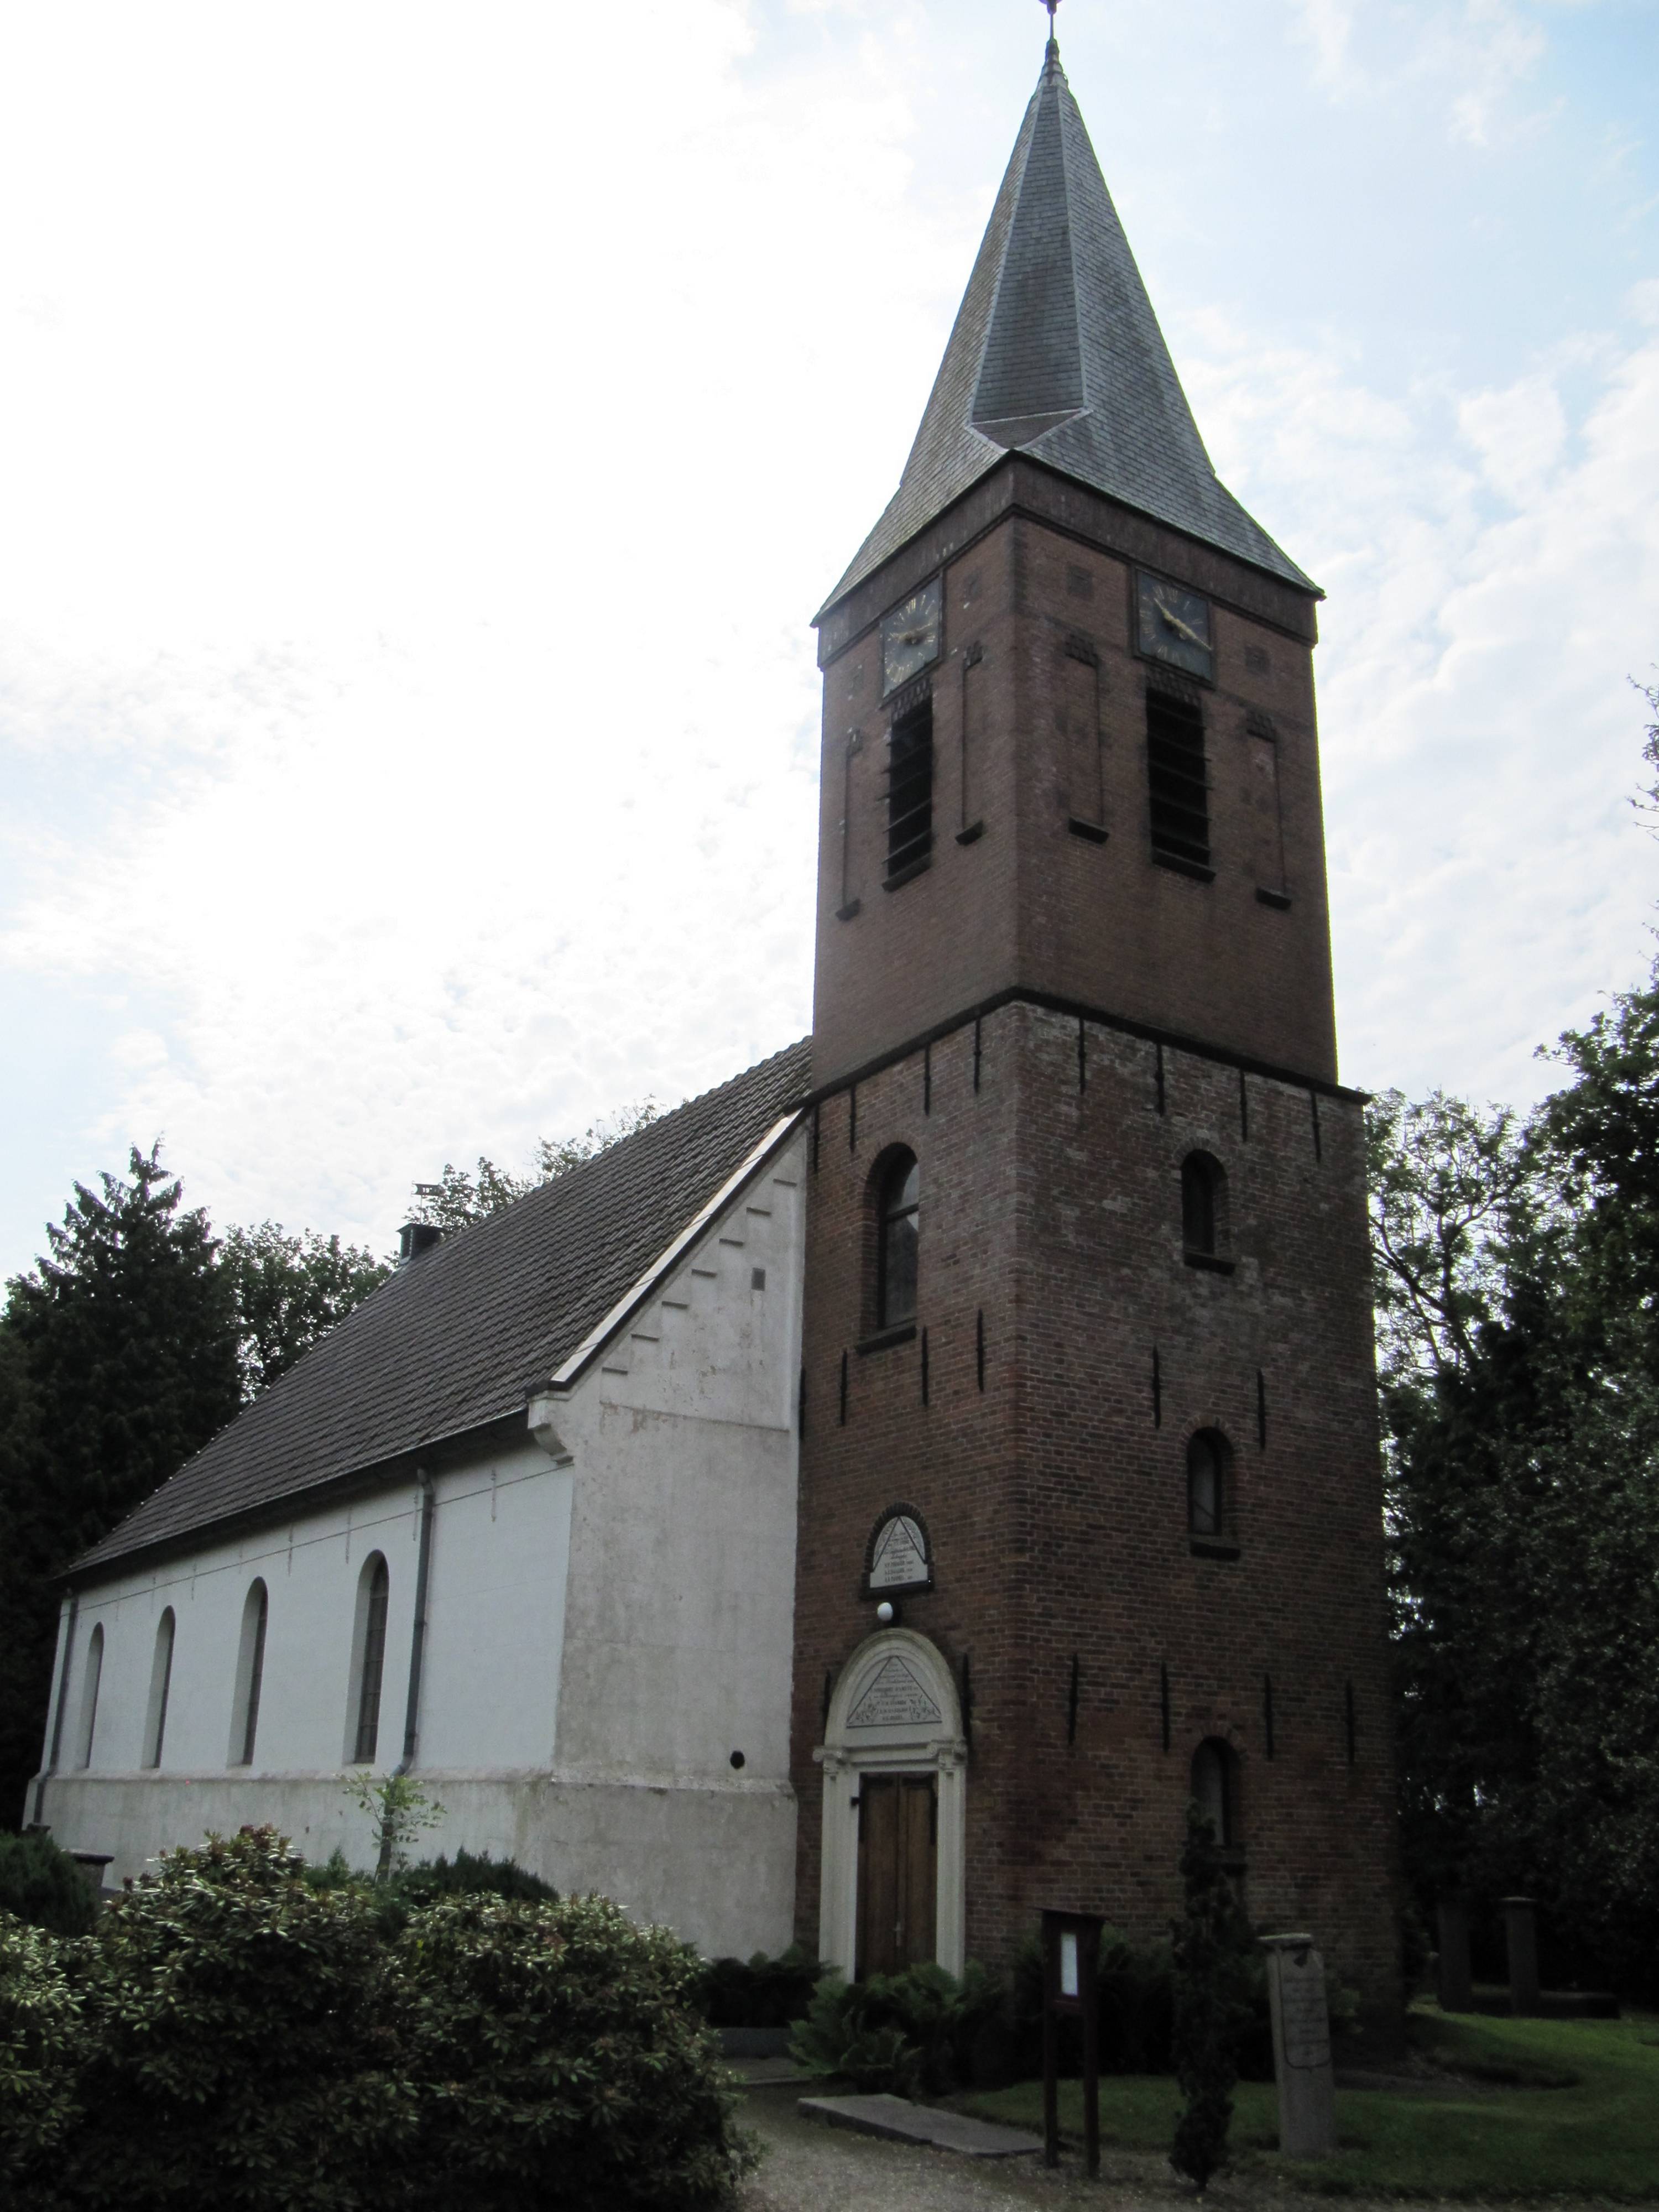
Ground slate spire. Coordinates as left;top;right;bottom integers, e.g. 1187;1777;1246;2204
822;43;1313;609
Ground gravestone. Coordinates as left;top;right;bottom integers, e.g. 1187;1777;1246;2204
1260;1934;1337;2159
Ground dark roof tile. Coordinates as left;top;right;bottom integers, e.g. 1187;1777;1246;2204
74;1039;813;1576
821;45;1314;613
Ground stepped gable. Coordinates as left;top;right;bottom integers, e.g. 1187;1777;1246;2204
822;40;1314;613
74;1037;813;1575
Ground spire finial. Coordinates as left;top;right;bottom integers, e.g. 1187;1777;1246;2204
1041;0;1060;64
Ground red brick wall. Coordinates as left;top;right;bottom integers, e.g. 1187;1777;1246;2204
790;1001;1400;2024
811;480;1339;1090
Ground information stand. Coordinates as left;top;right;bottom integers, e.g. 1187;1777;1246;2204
1040;1907;1103;2177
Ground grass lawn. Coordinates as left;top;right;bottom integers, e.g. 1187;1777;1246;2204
963;2006;1659;2196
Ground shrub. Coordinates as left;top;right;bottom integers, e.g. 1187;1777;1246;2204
790;1961;1003;2096
1011;1925;1181;2077
0;1916;85;2188
396;1891;753;2210
0;1827;752;2211
1170;1806;1257;2190
694;1943;826;2028
0;1834;98;1938
392;1847;557;1910
49;1824;416;2210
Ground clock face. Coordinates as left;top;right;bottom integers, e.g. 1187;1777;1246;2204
1136;572;1213;682
881;577;943;696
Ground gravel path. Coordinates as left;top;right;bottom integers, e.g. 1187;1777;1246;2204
738;2084;1215;2212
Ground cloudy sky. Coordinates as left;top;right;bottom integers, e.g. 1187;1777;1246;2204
2;0;1656;1278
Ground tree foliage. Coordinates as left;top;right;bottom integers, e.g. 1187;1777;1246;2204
0;1151;389;1828
0;1149;242;1829
1168;1806;1255;2190
219;1223;389;1400
0;1834;98;1939
1374;958;1659;1988
0;1826;752;2211
409;1100;667;1236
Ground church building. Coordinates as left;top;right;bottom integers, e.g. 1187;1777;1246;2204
32;33;1399;2026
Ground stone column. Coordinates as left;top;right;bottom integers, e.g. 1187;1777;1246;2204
1436;1897;1473;2012
1260;1934;1337;2159
1503;1897;1540;2016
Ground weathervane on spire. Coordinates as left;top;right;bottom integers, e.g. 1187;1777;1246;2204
1041;0;1060;58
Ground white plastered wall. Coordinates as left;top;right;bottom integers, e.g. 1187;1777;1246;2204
34;1126;805;1962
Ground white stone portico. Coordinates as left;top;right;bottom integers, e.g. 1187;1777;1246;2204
815;1628;968;1979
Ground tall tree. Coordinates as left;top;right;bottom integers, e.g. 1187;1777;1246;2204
409;1099;667;1236
1375;966;1659;1987
218;1224;390;1400
0;1147;242;1827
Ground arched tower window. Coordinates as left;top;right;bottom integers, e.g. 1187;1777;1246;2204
143;1609;175;1769
1191;1737;1239;1848
348;1554;391;1766
1186;1428;1229;1540
875;1150;920;1329
1181;1151;1228;1257
230;1579;269;1767
75;1623;104;1770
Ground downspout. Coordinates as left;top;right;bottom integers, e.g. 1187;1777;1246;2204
32;1591;78;1828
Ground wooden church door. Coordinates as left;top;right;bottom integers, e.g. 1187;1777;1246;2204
855;1773;937;1978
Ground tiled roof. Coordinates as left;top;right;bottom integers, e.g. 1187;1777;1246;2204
821;43;1315;614
74;1039;813;1577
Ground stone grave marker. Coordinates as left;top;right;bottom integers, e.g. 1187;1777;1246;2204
1260;1933;1337;2159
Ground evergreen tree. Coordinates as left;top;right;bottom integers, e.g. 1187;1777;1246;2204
0;1147;242;1826
1169;1804;1254;2190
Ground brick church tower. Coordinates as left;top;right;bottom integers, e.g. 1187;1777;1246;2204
790;30;1400;2026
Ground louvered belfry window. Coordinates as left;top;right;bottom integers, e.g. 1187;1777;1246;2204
886;697;934;882
1146;689;1210;871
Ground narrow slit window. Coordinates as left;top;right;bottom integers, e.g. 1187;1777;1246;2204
231;1579;269;1767
1146;690;1209;870
1062;644;1105;830
1248;718;1287;897
1187;1429;1227;1539
143;1608;176;1769
886;698;933;881
75;1624;103;1770
352;1556;390;1765
1191;1737;1237;1847
877;1152;920;1329
1181;1152;1227;1256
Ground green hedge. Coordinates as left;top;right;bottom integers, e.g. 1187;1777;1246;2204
693;1944;826;2028
0;1825;752;2212
0;1834;98;1939
790;1961;1004;2095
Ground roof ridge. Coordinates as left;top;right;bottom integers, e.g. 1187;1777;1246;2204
69;1034;815;1578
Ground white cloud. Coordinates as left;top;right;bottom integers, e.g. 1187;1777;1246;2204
1186;300;1659;1105
1;0;1655;1275
1291;0;1551;145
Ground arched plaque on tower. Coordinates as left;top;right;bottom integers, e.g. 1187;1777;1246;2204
864;1505;933;1595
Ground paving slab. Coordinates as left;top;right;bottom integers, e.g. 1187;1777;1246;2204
797;2093;1044;2159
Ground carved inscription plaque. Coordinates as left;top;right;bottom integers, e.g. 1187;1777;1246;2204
846;1655;942;1730
869;1514;929;1590
1279;1952;1332;2071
